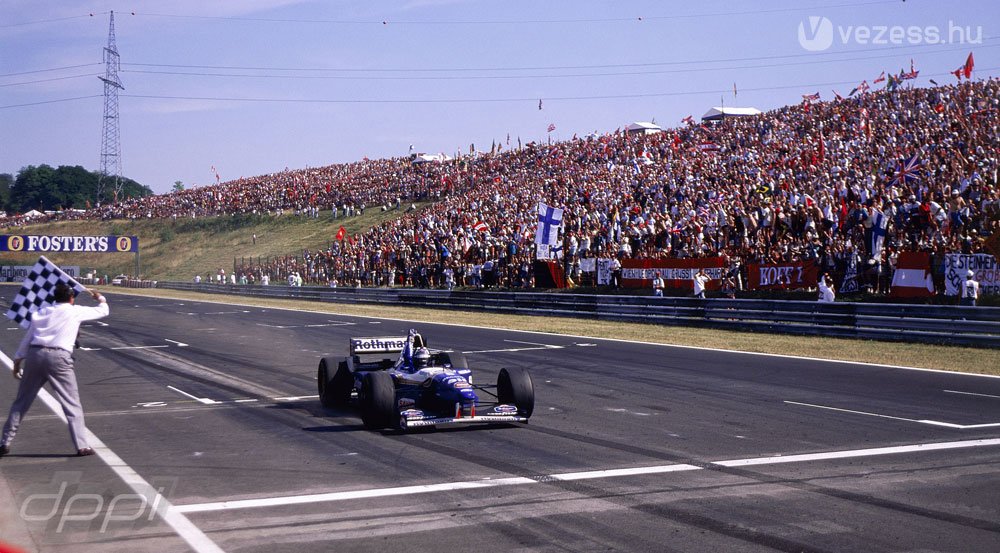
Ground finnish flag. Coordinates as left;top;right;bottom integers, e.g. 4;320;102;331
535;203;564;246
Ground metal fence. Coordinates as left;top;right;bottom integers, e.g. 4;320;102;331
153;282;1000;348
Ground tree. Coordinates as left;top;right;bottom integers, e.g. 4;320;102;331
173;181;185;193
0;173;12;213
7;165;153;213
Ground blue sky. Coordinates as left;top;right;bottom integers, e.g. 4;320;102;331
2;1;997;194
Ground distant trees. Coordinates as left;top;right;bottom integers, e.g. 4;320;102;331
2;165;152;214
173;181;185;192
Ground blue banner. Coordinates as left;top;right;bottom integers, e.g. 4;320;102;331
0;235;138;253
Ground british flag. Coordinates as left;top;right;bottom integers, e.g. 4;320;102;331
893;155;922;186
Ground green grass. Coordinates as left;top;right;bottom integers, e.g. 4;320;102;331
0;205;422;280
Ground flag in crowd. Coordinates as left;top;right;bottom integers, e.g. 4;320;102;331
681;115;694;125
802;92;820;102
535;202;564;246
953;52;975;80
547;123;556;132
890;252;935;298
893;155;922;186
869;209;888;260
473;221;489;233
5;256;86;329
873;71;886;84
335;225;347;241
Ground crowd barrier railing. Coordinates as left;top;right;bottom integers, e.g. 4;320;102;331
152;282;1000;348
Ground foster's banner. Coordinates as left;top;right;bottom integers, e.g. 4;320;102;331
1;235;138;253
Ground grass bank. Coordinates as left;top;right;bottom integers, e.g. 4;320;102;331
1;207;415;280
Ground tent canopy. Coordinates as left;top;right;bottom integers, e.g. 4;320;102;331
701;106;762;121
625;121;663;134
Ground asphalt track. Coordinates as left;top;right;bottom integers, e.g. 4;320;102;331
0;290;998;552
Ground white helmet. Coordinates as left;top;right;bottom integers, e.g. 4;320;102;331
967;270;974;279
413;347;431;369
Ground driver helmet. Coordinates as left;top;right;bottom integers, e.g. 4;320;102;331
413;347;431;369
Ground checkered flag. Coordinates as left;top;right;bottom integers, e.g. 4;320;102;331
5;256;86;329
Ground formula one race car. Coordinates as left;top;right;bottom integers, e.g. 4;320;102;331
317;330;534;430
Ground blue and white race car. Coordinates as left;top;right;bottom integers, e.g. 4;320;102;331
317;329;534;430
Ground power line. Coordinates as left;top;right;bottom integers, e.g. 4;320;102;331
0;63;101;78
106;68;996;107
123;37;997;74
118;43;1000;82
0;12;108;29
133;1;895;25
0;95;101;109
0;73;100;88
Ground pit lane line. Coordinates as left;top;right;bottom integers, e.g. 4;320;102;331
172;437;1000;514
0;350;224;553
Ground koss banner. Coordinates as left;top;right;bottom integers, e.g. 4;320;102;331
747;260;819;290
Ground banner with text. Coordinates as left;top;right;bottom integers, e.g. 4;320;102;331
748;260;819;290
621;257;727;290
944;253;999;296
0;235;139;253
1;265;81;282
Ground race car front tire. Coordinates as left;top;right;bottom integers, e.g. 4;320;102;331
360;371;397;429
497;367;534;418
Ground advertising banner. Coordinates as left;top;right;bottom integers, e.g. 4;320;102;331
747;260;819;290
0;235;139;253
621;257;727;289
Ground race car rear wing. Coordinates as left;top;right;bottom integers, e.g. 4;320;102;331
349;336;409;355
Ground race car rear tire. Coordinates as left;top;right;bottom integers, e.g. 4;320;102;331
438;351;469;371
497;367;534;418
318;357;342;409
360;371;397;429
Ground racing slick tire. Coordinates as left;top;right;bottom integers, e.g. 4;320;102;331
319;358;353;409
437;351;469;371
360;371;397;429
497;367;534;418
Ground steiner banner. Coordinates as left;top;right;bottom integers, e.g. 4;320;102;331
944;253;999;296
621;257;727;290
0;235;138;253
748;260;819;290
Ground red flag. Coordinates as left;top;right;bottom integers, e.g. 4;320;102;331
964;52;974;78
335;226;346;241
952;67;964;81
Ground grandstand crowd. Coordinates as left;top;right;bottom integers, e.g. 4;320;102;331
6;79;999;294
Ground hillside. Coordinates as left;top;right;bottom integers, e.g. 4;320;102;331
1;206;415;281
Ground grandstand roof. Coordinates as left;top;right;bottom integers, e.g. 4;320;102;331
701;106;762;120
625;121;663;134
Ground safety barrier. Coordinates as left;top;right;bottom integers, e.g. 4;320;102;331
155;282;1000;348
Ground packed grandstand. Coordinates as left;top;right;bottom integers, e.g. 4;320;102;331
5;79;999;297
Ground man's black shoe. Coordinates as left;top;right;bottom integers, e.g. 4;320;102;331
0;444;10;457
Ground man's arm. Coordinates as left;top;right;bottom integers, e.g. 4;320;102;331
75;291;110;321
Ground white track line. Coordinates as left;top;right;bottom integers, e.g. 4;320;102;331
785;400;1000;429
167;385;219;405
173;437;1000;514
944;390;1000;400
0;350;223;553
124;291;1000;379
